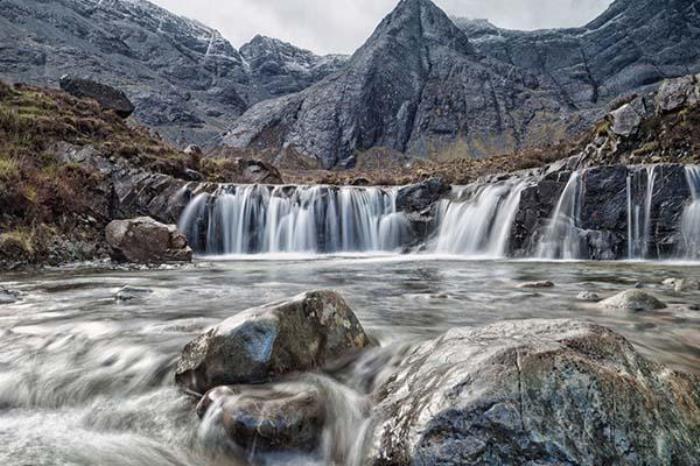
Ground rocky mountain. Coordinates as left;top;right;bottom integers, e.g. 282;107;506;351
0;0;342;148
223;0;700;168
240;35;348;98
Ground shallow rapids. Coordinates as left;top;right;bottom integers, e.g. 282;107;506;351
1;256;699;464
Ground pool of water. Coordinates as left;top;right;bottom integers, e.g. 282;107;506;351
1;256;698;465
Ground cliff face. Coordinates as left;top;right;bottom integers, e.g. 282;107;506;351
0;0;343;148
223;0;700;168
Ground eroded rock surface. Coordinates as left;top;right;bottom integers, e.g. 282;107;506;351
599;289;667;313
365;319;700;465
105;217;192;264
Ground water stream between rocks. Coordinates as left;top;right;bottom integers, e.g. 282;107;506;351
1;256;698;465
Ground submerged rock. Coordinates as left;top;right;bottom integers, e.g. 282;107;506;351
59;76;135;118
576;291;601;302
662;278;700;292
0;289;19;305
105;217;192;264
114;286;153;303
365;319;700;465
517;281;554;289
599;289;667;312
197;382;325;453
175;290;372;394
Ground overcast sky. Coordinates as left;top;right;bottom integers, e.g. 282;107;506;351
151;0;613;55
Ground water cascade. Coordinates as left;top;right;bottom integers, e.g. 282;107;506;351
178;185;410;254
432;180;529;257
679;165;700;259
537;171;585;260
627;166;657;259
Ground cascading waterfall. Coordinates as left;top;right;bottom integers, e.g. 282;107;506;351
679;165;700;259
178;185;410;254
627;166;657;259
537;171;585;260
432;180;529;257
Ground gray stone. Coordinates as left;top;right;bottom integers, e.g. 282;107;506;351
576;291;601;302
517;281;555;289
0;289;19;305
365;319;700;465
656;75;698;114
106;217;192;264
115;286;153;303
663;278;700;292
610;103;641;137
196;382;326;453
175;290;373;394
599;289;667;313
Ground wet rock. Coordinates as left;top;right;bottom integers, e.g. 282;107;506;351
114;286;153;303
0;289;20;305
609;103;641;136
197;382;325;453
517;281;554;289
366;319;700;466
175;290;373;394
395;178;450;213
106;217;192;264
662;278;700;292
599;289;667;312
59;76;135;118
576;291;601;302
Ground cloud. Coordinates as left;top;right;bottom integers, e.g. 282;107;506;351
150;0;612;55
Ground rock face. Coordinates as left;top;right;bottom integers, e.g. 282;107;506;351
0;0;340;148
599;289;668;313
395;178;450;213
365;319;700;465
223;0;700;168
105;217;192;263
175;290;372;394
197;383;326;453
59;76;134;118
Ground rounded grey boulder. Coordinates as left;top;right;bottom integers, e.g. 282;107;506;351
106;217;192;264
175;290;373;394
365;319;700;465
599;289;667;312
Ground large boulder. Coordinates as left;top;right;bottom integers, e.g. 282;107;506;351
59;76;135;118
175;290;373;394
609;103;641;136
365;319;700;465
196;382;326;453
105;217;192;263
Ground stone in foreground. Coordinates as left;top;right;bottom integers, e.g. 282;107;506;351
365;319;700;465
106;217;192;264
175;290;372;394
197;382;325;453
599;289;667;312
59;76;135;118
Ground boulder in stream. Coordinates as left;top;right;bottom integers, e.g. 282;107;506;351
175;290;373;394
365;319;700;465
517;280;554;289
599;289;667;313
0;289;19;305
197;382;326;453
106;217;192;264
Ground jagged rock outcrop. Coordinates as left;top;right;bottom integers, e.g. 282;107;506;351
224;0;700;169
0;0;340;148
365;319;700;465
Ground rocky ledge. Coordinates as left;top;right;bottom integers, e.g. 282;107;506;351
178;290;700;464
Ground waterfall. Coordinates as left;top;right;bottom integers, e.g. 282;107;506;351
178;185;410;255
432;180;529;257
537;171;585;260
627;166;657;259
679;166;700;259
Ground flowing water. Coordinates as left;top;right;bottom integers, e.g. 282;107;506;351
680;166;700;259
1;257;699;465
